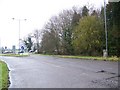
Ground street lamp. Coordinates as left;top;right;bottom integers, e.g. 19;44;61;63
104;0;108;57
12;18;27;54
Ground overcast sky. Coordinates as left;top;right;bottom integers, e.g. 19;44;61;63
0;0;108;49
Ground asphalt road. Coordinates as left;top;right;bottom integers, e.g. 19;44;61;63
0;55;119;88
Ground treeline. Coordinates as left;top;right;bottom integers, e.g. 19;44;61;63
40;6;104;56
24;2;120;56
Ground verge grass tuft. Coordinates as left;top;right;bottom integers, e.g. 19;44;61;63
0;60;9;89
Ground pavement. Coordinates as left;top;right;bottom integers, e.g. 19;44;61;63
0;55;119;88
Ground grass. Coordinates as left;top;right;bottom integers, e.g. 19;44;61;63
0;60;9;89
56;55;120;61
36;54;120;61
0;53;29;57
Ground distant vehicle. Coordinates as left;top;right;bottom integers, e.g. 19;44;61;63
4;51;9;54
3;51;13;54
29;50;34;53
35;50;37;53
18;50;24;53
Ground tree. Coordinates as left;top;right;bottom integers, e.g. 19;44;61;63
99;2;120;56
58;10;74;55
82;6;89;17
72;16;104;56
105;2;120;56
24;36;33;52
33;30;41;53
41;9;74;55
71;10;81;26
40;6;106;56
91;10;98;16
40;16;60;54
40;30;59;54
40;15;61;54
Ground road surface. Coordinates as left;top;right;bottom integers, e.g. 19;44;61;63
0;55;119;88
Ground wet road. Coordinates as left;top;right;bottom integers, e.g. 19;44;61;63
0;55;119;88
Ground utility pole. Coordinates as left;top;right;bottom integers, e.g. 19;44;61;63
104;0;108;57
12;18;27;54
19;19;20;53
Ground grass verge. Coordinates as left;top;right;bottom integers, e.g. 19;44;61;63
0;53;29;57
0;60;9;89
56;55;120;61
36;54;120;61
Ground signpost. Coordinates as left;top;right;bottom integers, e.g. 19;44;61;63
12;45;16;54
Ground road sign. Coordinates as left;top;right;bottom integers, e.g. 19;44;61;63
21;46;24;50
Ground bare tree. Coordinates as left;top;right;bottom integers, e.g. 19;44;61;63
33;29;41;53
40;16;60;54
40;9;75;55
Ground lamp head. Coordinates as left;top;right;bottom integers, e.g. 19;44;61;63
12;18;15;20
24;19;27;21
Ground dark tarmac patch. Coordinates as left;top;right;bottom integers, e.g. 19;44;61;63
91;70;119;88
91;75;119;88
96;70;116;75
97;70;106;73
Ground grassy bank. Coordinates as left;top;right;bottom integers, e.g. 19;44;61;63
0;60;9;89
56;55;120;61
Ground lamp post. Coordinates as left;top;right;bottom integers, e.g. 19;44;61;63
104;0;108;57
12;18;27;54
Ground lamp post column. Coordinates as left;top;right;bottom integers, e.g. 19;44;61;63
19;19;20;53
104;0;108;57
12;18;27;54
